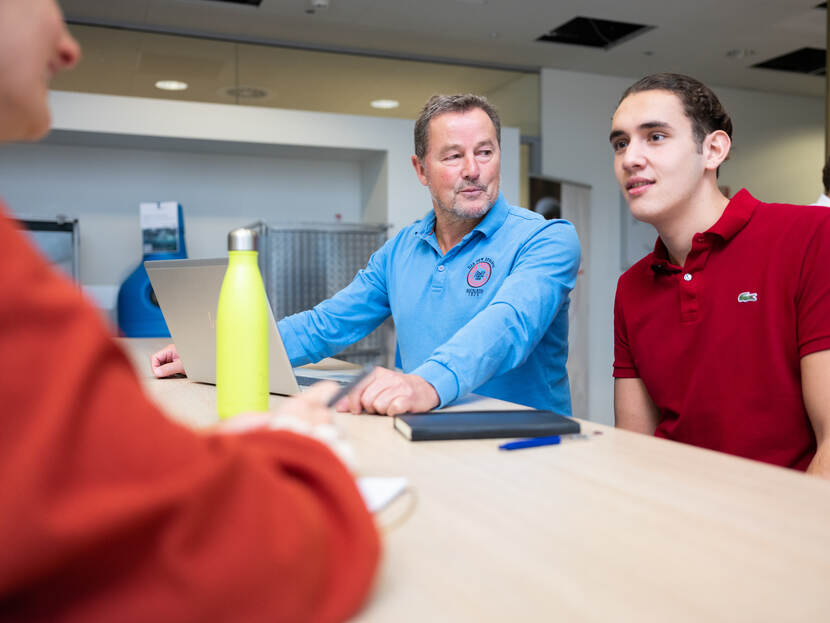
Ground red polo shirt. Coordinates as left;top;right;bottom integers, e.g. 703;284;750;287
613;189;830;470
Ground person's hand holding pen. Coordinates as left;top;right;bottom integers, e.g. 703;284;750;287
214;380;358;469
215;381;340;432
214;366;374;434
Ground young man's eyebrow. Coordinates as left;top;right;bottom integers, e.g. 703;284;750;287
639;121;672;131
609;121;673;142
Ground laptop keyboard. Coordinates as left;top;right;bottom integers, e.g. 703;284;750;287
295;374;349;388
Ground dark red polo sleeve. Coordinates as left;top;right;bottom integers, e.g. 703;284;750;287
796;215;830;358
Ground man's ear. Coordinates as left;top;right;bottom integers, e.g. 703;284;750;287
703;130;731;172
412;155;429;187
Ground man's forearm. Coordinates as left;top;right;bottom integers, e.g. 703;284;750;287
277;274;391;366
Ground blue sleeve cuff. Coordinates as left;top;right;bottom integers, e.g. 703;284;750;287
277;317;312;367
411;359;460;408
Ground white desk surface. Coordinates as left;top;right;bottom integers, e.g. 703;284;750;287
121;338;830;622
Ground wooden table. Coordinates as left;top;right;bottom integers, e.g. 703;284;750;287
122;338;830;622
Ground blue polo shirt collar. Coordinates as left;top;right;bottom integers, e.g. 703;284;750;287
416;211;436;238
473;192;509;238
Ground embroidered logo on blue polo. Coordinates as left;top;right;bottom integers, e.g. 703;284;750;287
737;291;758;303
465;257;494;297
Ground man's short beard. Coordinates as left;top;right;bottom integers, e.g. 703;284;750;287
433;195;492;221
431;179;499;222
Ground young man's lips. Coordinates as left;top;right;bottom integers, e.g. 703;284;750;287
627;180;654;196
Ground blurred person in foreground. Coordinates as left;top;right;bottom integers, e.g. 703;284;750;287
0;1;379;621
611;73;830;477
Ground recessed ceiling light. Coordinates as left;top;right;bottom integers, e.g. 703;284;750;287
155;80;188;91
370;99;400;109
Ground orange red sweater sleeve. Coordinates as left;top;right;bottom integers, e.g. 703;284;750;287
0;206;380;622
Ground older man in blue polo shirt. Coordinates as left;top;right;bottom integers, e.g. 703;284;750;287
153;94;580;416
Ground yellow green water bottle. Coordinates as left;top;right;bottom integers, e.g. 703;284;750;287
216;227;269;419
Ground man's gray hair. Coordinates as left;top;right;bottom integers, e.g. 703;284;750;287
414;93;501;161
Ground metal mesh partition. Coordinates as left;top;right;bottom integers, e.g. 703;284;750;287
250;222;390;366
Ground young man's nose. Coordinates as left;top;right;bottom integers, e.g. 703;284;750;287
621;141;646;170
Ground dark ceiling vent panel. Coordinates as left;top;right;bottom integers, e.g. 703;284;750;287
536;17;653;50
753;47;825;76
195;0;263;6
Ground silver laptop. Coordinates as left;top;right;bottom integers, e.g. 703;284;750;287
145;258;348;395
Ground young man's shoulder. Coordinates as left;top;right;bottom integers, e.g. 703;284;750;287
755;198;830;220
747;197;830;243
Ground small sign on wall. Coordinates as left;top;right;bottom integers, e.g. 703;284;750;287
140;201;180;254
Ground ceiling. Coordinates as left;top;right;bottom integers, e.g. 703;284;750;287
59;0;828;98
51;24;541;134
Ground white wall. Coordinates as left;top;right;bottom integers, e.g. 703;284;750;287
1;141;363;285
1;91;520;290
541;68;824;425
717;89;824;205
47;91;520;228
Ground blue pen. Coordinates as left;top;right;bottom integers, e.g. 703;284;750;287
498;435;561;451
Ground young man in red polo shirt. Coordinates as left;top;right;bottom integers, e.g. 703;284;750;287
610;73;830;477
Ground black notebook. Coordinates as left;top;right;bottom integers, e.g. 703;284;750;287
393;409;580;441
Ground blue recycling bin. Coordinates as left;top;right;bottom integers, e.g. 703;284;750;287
117;203;187;337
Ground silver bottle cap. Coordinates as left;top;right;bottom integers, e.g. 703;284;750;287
228;228;258;251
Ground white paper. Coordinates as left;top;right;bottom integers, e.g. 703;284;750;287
357;476;409;513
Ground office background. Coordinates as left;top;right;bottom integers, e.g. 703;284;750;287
0;0;824;425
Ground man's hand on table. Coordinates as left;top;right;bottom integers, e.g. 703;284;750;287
150;343;185;378
336;366;439;416
149;343;439;417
